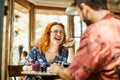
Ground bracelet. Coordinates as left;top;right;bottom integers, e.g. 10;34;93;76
64;44;73;48
67;46;74;48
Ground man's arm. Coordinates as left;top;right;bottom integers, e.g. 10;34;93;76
57;67;74;80
48;63;74;80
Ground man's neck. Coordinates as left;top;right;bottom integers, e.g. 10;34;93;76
92;10;110;23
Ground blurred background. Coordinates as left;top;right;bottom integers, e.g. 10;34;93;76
0;0;120;80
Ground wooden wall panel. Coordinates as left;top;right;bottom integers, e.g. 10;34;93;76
35;6;66;15
0;0;4;79
29;4;35;49
67;15;74;38
15;0;31;10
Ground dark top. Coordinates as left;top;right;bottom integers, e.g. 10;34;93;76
24;46;69;80
24;46;68;66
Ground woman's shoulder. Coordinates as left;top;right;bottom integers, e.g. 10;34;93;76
31;46;38;51
29;46;43;55
30;46;40;53
28;46;44;61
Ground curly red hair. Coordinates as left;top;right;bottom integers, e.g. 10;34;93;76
36;22;66;53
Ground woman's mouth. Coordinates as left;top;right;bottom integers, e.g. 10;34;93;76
54;37;61;41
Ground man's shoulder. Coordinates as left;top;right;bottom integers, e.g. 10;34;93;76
87;18;114;31
85;18;119;39
83;21;108;37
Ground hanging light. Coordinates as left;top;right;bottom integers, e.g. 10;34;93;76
65;6;78;15
14;14;21;22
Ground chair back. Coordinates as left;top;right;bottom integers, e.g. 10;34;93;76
8;65;25;80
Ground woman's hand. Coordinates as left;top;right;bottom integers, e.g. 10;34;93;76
23;65;32;71
64;38;75;48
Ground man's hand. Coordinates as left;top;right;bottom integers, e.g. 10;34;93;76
48;63;63;74
48;63;74;80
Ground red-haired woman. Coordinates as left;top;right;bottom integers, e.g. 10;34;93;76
23;22;75;80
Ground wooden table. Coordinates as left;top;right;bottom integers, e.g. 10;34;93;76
21;71;57;76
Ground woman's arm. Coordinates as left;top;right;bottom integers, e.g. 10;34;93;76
65;38;75;63
22;47;37;71
23;65;32;71
67;47;74;63
23;60;35;71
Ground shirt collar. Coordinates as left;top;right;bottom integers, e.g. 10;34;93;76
102;12;120;20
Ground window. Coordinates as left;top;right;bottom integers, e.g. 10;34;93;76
35;14;68;41
13;3;29;64
74;16;87;53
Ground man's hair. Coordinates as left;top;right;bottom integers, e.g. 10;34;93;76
73;0;108;10
22;51;28;57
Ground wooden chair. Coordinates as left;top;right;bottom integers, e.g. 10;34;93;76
8;65;25;80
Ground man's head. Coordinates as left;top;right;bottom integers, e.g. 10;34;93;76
73;0;108;10
73;0;109;25
21;51;28;58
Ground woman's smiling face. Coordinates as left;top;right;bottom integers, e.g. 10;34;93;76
50;24;65;46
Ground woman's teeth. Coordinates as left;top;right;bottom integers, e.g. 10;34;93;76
55;37;61;40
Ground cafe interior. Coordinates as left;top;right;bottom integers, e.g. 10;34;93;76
0;0;120;80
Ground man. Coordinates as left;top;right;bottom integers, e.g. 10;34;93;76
49;0;120;80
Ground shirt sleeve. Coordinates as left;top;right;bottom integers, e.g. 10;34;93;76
67;25;110;80
24;47;38;65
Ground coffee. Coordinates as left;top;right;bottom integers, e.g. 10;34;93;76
32;64;40;71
